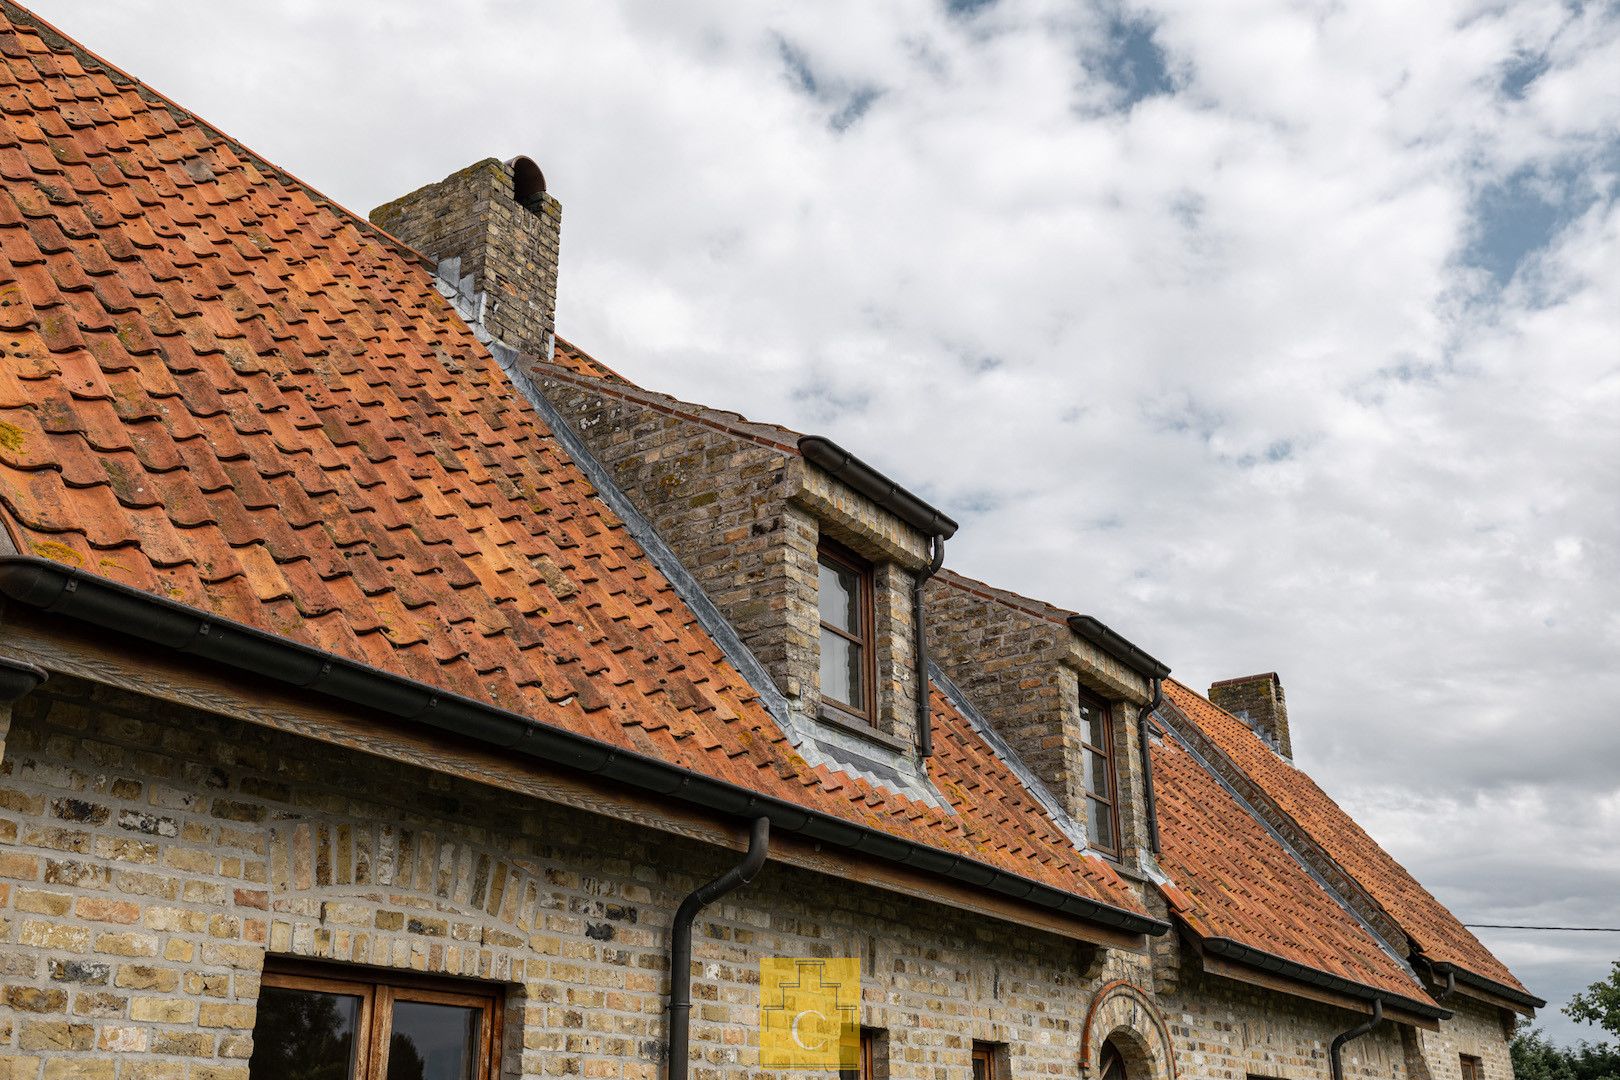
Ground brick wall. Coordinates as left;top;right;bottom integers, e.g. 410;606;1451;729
0;676;1444;1080
1409;996;1516;1080
370;157;562;360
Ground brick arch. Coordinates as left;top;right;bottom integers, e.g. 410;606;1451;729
264;818;548;983
1080;980;1178;1080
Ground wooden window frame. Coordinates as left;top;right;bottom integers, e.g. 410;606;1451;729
817;539;878;726
257;959;503;1080
841;1029;879;1080
972;1041;1000;1080
1078;688;1122;859
1460;1054;1485;1080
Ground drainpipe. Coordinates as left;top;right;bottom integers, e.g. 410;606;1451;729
915;535;946;758
668;817;771;1080
1136;677;1163;855
1329;997;1383;1080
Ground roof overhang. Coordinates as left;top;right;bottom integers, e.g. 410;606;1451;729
1428;961;1546;1014
1196;935;1450;1028
798;436;958;539
0;556;1164;942
1066;614;1172;680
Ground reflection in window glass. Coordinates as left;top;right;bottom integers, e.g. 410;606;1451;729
820;629;861;707
819;560;861;632
387;1000;480;1080
248;985;360;1080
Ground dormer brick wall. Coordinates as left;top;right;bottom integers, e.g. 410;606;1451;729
925;572;1156;863
529;369;936;750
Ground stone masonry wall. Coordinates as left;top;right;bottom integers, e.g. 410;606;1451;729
371;157;562;361
533;374;924;747
1409;995;1515;1080
0;676;1430;1080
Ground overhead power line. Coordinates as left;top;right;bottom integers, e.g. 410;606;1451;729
1465;923;1620;932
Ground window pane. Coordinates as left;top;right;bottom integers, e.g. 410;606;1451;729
387;1000;480;1080
972;1055;989;1080
1081;702;1106;749
1084;750;1111;800
818;557;861;633
248;985;361;1080
820;630;864;711
1087;797;1115;850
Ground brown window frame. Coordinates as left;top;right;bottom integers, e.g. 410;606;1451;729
1460;1054;1485;1080
256;959;503;1080
972;1041;1000;1080
1079;688;1122;859
841;1029;879;1080
817;539;878;726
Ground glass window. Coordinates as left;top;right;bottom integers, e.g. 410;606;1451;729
1079;691;1121;858
249;964;500;1080
818;543;874;723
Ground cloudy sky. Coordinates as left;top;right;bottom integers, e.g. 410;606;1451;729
27;0;1619;1043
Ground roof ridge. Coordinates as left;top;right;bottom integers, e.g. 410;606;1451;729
0;0;435;275
934;566;1076;626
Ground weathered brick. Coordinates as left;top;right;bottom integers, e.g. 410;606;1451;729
131;996;198;1023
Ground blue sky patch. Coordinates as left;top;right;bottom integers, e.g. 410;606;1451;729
1098;13;1177;107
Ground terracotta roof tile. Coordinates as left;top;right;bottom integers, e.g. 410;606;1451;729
1163;680;1528;996
1151;725;1430;1003
0;0;1146;925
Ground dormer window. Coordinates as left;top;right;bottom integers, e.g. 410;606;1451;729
818;540;876;725
1079;690;1121;857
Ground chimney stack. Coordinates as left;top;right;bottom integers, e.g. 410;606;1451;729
371;155;561;360
1209;673;1292;760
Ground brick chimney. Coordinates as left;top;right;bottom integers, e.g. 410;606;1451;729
370;155;561;359
1208;673;1292;759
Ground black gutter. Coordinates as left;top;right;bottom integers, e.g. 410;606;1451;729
797;436;958;540
1136;679;1163;855
0;557;1167;938
669;817;770;1080
914;535;945;758
1066;615;1171;681
1429;961;1546;1011
1201;937;1450;1020
1329;998;1383;1080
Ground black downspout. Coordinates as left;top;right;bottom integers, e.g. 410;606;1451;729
1329;998;1384;1080
915;534;945;759
668;817;771;1080
1136;677;1164;855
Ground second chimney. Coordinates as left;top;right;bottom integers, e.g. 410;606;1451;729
1209;672;1292;760
371;155;561;360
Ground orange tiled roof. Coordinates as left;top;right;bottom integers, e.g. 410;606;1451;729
0;2;1150;923
1163;680;1529;997
1150;724;1432;1005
